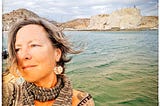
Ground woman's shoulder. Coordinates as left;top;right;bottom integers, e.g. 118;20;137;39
72;89;95;106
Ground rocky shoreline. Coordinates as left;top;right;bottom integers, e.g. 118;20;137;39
63;28;158;31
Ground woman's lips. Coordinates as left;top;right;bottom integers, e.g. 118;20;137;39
22;65;37;70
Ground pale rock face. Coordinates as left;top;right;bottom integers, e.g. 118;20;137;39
88;8;142;30
88;14;109;30
108;8;142;29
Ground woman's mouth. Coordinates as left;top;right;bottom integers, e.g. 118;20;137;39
22;65;37;70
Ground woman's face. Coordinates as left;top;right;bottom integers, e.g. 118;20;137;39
15;24;61;83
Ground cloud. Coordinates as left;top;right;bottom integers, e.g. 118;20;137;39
72;15;90;19
142;4;158;16
91;5;108;10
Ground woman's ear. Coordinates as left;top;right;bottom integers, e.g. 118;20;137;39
55;48;62;62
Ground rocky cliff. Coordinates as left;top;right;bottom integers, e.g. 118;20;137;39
88;8;158;30
88;8;142;30
88;14;109;30
3;8;39;31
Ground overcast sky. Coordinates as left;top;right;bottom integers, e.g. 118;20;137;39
3;0;158;22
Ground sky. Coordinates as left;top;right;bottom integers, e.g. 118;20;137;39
2;0;158;22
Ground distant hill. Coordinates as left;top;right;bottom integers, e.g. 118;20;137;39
139;16;158;29
2;8;58;31
3;8;39;31
60;18;90;30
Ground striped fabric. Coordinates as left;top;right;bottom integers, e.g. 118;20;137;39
3;74;94;106
7;75;73;106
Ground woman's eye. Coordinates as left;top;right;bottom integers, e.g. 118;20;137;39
15;48;20;52
31;44;40;47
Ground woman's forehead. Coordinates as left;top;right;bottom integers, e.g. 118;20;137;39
18;24;45;33
15;24;50;44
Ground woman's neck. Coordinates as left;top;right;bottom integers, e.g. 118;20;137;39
34;71;57;88
34;100;55;106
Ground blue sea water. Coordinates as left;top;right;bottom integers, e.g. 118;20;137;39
64;30;158;73
64;30;158;106
3;30;158;106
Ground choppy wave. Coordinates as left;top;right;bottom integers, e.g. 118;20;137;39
65;30;158;106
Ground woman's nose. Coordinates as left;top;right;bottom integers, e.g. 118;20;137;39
21;48;32;60
24;53;32;60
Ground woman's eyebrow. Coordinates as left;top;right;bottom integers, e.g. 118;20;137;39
15;43;22;47
15;40;34;47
